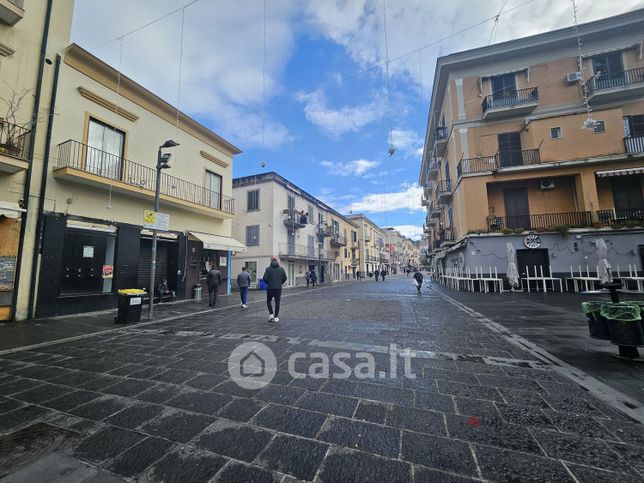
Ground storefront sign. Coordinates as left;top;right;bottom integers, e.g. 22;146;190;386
83;246;94;258
0;256;16;291
524;234;542;249
102;265;113;279
219;256;227;267
143;210;170;231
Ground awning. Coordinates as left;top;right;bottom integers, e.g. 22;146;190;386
0;201;25;219
596;167;644;177
67;219;117;233
190;231;247;252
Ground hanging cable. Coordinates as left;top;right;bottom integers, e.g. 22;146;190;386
382;0;395;156
570;0;594;128
261;0;267;168
173;8;186;179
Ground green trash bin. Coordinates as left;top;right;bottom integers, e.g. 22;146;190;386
600;303;643;347
581;301;610;340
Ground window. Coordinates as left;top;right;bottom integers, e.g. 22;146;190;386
593;121;606;134
318;212;324;225
491;73;517;100
351;231;357;242
287;195;295;211
245;225;259;246
205;171;222;209
332;220;339;236
626;115;644;137
60;229;116;295
308;205;314;222
344;249;348;258
247;189;260;211
550;127;562;139
86;118;124;180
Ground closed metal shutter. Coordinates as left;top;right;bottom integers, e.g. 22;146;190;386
137;239;170;291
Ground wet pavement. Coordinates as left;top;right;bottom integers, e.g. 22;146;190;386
0;277;643;482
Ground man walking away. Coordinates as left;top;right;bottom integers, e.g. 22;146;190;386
309;269;317;287
374;269;380;282
263;256;287;322
380;269;386;282
305;270;311;288
237;266;251;308
413;269;424;294
206;264;222;306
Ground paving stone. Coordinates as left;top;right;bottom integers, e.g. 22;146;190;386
600;420;644;446
0;397;24;414
454;397;499;418
320;379;357;396
140;408;214;443
42;390;100;412
76;373;124;392
165;390;231;416
10;365;69;381
319;447;412;482
566;463;644;483
609;442;644;475
354;400;388;424
0;378;42;396
414;391;454;413
437;380;503;402
295;392;358;417
10;383;70;404
256;384;304;405
532;428;623;470
184;374;226;391
542;410;623;441
138;446;226;483
127;366;168;380
540;393;610;418
318;417;400;458
477;373;543;391
401;430;477;477
446;413;543;455
257;433;328;480
106;436;173;478
498;387;552;408
288;376;326;391
106;363;147;377
422;368;479;385
475;444;574;482
73;426;145;465
69;395;130;421
134;383;183;404
0;405;49;432
252;404;327;438
103;379;158;397
193;419;273;462
413;466;477;482
151;369;199;385
497;403;557;430
217;398;265;423
352;382;415;406
104;403;165;429
216;462;280;483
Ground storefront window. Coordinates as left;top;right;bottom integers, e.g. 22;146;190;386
60;230;116;295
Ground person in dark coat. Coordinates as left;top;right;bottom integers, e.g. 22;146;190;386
206;264;222;306
374;269;380;282
380;269;386;282
236;266;251;308
413;269;424;294
309;269;317;287
262;256;287;322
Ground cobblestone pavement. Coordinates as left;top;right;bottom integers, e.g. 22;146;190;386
1;277;643;482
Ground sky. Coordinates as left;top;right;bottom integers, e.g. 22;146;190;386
70;0;644;240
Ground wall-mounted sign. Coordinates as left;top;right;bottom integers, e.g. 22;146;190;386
219;256;227;267
524;234;542;249
143;210;170;231
102;265;113;279
83;246;94;258
0;256;16;291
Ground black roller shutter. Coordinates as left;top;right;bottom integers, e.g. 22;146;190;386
137;239;170;291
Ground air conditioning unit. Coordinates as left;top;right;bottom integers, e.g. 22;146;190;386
565;72;582;84
540;179;556;190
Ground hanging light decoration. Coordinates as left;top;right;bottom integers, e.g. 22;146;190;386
570;0;597;130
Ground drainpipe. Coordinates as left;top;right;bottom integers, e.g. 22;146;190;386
12;0;53;321
28;53;61;320
226;251;231;294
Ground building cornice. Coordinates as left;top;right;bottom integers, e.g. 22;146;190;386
78;87;139;122
200;150;229;168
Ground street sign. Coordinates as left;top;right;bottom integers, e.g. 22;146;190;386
143;210;170;231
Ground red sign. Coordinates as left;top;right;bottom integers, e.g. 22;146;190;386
102;265;113;279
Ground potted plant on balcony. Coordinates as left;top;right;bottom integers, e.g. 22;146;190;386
0;88;32;158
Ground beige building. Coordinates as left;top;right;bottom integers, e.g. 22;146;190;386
346;213;384;276
1;1;243;319
420;9;644;280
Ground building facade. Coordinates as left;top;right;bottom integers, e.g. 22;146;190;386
346;214;384;276
420;9;644;281
231;172;358;288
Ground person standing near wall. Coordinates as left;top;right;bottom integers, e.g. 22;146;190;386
236;266;251;308
263;256;287;322
206;264;222;307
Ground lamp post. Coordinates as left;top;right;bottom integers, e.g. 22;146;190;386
148;139;179;319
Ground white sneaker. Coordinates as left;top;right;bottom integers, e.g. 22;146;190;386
268;315;274;322
242;304;248;308
240;303;244;307
273;317;280;322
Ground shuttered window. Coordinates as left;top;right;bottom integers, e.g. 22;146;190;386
247;189;260;211
245;225;259;246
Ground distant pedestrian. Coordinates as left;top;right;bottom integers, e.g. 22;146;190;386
263;256;287;322
380;269;386;282
413;269;424;294
309;269;317;287
374;270;380;282
305;270;311;288
206;264;222;306
236;266;251;308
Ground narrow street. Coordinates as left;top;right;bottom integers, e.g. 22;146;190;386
1;277;643;482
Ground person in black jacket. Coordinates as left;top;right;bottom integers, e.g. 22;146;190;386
263;256;287;322
413;269;424;294
206;264;221;306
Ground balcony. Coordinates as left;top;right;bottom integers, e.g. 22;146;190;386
624;134;644;154
428;158;440;181
423;224;431;234
434;127;448;157
436;180;453;202
350;258;359;267
421;195;429;207
330;234;347;247
284;209;307;229
597;208;644;227
350;240;360;249
430;202;441;219
278;243;334;260
317;223;332;237
0;0;24;25
584;68;644;103
0;120;30;173
482;87;539;120
457;148;541;176
487;211;593;232
54;140;234;218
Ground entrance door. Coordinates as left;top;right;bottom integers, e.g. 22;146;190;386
504;188;530;229
592;52;624;89
246;261;258;288
497;132;522;167
287;262;295;287
86;118;124;179
491;73;517;107
517;249;550;278
611;177;644;213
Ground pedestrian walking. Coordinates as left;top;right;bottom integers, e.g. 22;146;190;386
374;269;380;282
262;256;287;322
309;269;317;287
413;269;424;294
206;264;221;306
305;270;311;288
236;266;251;308
380;269;386;282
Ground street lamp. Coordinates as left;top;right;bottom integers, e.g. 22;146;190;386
148;139;179;319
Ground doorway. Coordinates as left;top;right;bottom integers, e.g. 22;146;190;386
287;262;295;287
246;261;258;288
611;177;644;212
497;132;522;167
517;249;550;278
491;73;517;106
503;187;530;229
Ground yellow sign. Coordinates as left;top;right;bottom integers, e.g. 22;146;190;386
143;210;170;230
143;210;156;225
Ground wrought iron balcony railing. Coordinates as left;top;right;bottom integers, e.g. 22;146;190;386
8;0;24;8
0;120;30;161
584;67;644;97
278;243;334;260
597;208;644;226
482;87;539;113
330;234;347;246
487;211;593;232
56;140;234;214
624;134;644;154
457;148;541;175
435;179;452;196
435;126;447;141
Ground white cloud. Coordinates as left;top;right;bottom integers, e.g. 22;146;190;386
295;88;384;137
391;224;424;240
341;183;424;213
320;159;379;177
390;129;423;158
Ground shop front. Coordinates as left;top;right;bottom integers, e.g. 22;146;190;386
0;202;26;321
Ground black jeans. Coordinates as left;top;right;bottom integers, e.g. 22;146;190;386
208;286;219;306
266;289;282;317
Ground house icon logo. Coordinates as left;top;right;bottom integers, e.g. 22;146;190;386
228;342;276;389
